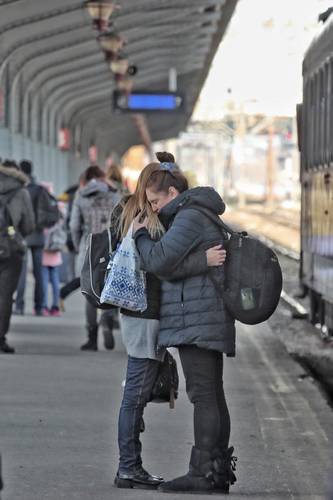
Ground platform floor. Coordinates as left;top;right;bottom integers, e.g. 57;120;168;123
1;288;332;500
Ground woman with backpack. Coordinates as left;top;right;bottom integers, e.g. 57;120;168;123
70;166;121;351
133;152;237;495
110;160;226;490
41;218;67;317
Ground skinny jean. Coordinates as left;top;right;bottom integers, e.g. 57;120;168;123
42;266;60;309
118;356;160;473
178;344;230;452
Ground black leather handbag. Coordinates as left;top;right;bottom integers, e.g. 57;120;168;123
150;351;179;409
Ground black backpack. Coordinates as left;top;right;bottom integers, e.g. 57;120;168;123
195;207;283;325
80;228;115;310
35;187;60;229
0;190;26;261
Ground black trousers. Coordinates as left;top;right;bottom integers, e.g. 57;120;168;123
85;300;114;332
16;246;44;312
0;254;24;343
178;345;230;452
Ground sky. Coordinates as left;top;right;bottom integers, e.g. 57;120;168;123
194;0;330;119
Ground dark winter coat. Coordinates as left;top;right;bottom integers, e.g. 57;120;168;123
0;165;35;238
24;177;46;247
135;187;236;356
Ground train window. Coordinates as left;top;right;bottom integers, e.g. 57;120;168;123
319;69;325;165
314;72;320;167
324;63;330;165
330;60;333;162
305;79;312;169
310;78;315;168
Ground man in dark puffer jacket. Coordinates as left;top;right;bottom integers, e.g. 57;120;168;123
134;155;236;495
0;161;35;352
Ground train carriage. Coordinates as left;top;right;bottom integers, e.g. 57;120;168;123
298;11;333;335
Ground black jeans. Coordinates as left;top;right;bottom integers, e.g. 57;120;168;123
0;254;24;344
85;300;114;331
179;345;230;452
16;246;44;312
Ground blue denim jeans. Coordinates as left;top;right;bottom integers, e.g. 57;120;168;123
42;266;60;309
118;356;160;474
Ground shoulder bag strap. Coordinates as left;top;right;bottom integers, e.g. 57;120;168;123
2;189;21;227
184;205;237;236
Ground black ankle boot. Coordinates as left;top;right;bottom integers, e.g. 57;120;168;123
0;341;15;354
80;326;98;351
212;445;237;491
158;446;226;494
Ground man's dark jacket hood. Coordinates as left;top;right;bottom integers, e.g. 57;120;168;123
159;187;225;227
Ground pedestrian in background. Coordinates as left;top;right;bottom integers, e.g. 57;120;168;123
0;160;35;353
14;160;48;316
41;201;66;317
106;163;128;195
133;152;236;494
70;165;121;351
58;183;79;282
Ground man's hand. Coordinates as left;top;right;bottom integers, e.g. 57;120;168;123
206;245;226;267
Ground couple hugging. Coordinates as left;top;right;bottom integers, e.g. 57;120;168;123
110;152;236;494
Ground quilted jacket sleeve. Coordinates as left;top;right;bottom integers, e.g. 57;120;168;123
134;208;203;277
160;249;208;281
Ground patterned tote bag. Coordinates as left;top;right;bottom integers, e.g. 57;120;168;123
100;223;147;312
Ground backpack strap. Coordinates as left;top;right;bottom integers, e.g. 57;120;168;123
0;189;21;228
185;205;239;237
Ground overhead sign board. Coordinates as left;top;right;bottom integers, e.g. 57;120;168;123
113;91;184;112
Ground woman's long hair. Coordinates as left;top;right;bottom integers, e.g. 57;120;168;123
119;162;164;239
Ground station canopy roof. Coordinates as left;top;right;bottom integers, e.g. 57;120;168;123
0;0;237;156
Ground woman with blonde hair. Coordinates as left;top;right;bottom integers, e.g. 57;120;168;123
111;158;226;490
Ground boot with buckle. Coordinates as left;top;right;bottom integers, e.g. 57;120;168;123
158;446;225;494
211;445;237;493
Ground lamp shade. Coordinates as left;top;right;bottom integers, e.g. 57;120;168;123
84;1;118;31
98;32;124;52
110;58;129;75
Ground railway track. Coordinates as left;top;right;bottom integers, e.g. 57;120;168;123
239;205;300;231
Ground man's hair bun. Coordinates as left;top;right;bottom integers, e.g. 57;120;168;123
156;151;175;163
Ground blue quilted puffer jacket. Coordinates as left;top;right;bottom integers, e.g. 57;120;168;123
135;187;236;356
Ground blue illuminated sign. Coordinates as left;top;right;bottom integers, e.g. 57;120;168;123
113;91;184;112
